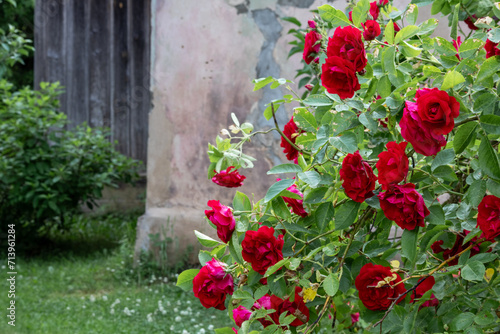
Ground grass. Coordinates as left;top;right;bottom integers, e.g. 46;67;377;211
0;211;231;334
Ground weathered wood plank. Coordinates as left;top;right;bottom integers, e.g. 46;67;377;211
129;0;150;163
89;0;111;128
112;0;131;155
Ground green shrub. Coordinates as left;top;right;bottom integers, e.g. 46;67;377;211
0;80;141;231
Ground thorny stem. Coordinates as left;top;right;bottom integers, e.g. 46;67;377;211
302;296;331;334
454;115;479;127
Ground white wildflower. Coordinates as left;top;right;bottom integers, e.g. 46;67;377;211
89;295;96;302
123;307;132;316
175;316;182;322
147;313;154;322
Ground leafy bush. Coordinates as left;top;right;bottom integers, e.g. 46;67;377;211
0;80;141;231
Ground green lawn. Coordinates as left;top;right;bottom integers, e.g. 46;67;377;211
0;213;231;334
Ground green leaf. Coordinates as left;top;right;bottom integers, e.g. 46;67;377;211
441;70;465;91
395;25;419;44
466;179;486;208
431;149;455;171
264;179;295;203
480;114;500;134
294;109;317;132
359;113;378;132
318;4;351;27
267;163;302;175
329;132;358;153
427;205;445;225
453;122;478;154
469;253;498;263
406;4;418;26
298;170;322;187
281;16;301;27
316;202;335;232
477;55;500;82
334;200;360;230
401;41;422;58
419;225;448;250
487;28;500;43
232;289;253;300
383;46;397;76
304;187;329;204
264;258;290;277
254;285;270;300
303;94;333;107
401;228;418;264
229;230;244;264
272;197;292;220
194;230;221;247
351;0;370;27
461;261;486;281
431;0;445;15
417;18;438;35
233;191;252;212
449;312;475;331
253;77;274;91
323;273;339;296
176;269;200;291
459;38;483;59
487;178;500;197
385;20;394;44
479;136;500;181
450;4;459;40
378;75;392;98
215;328;237;334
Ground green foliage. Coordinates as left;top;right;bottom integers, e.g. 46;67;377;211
0;81;140;231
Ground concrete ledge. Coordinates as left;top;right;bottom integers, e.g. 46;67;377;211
134;207;217;266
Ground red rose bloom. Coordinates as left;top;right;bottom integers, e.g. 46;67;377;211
378;183;430;230
327;26;367;72
464;16;478;30
453;36;462;60
280;117;302;162
269;287;310;327
242;226;284;275
400;100;446;156
205;200;235;243
303;31;322;65
485;39;500;59
376;141;409;189
193;258;234;310
431;230;481;266
212;166;246;188
410;276;439;308
278;178;308;217
321;56;360;99
415;88;460;136
233;305;252;327
369;1;379;20
340;151;376;203
477;195;500;241
355;263;406;311
379;0;388;5
362;20;381;41
253;295;274;328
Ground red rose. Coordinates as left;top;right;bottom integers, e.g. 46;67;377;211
431;230;482;266
269;287;310;327
280;117;303;162
355;263;406;311
233;305;252;327
339;151;376;203
464;16;478;30
307;20;316;29
351;312;360;323
453;36;462;60
415;88;460;135
278;178;308;217
212;166;246;188
321;56;360;99
393;22;400;33
400;100;446;156
369;2;380;20
242;226;284;275
193;258;234;310
376;141;409;189
378;183;430;230
205;200;235;243
477;195;500;241
253;295;274;328
348;10;353;22
327;26;367;72
362;20;381;41
379;0;388;5
485;39;500;59
303;31;322;65
410;276;439;308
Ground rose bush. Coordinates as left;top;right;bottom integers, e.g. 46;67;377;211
178;1;500;333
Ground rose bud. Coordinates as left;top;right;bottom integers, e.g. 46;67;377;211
212;166;246;188
193;259;234;310
308;20;316;29
205;200;235;243
304;84;314;91
355;263;406;311
477;195;500;241
339;151;376;203
241;226;284;275
362;20;381;41
378;183;430;230
453;36;462;60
